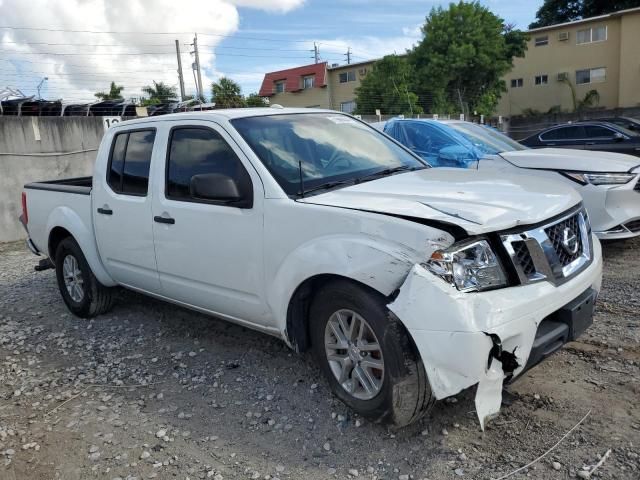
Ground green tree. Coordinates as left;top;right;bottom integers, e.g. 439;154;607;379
409;1;527;116
141;81;177;105
245;93;268;107
94;81;125;101
354;55;422;115
211;77;245;108
559;76;600;112
530;0;640;28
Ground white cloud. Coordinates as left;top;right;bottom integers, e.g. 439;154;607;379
0;0;303;102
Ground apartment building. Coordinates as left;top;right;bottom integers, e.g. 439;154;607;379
497;7;640;117
258;59;376;112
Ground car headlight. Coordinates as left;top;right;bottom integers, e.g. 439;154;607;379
424;239;507;292
561;172;636;185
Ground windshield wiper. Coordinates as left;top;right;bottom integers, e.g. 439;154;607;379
354;165;423;184
299;179;356;196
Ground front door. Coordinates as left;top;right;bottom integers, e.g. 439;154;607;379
93;127;162;293
151;121;268;327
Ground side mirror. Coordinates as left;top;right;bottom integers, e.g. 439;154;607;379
613;132;625;142
189;173;251;207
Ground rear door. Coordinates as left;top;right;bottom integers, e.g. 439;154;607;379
150;120;268;326
538;125;586;149
93;127;162;293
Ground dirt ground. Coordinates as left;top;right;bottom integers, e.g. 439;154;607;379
0;238;638;480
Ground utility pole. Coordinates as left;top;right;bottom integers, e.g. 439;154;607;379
311;42;320;64
191;34;203;100
175;40;186;100
345;47;351;64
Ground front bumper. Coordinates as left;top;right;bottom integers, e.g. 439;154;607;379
581;180;640;240
388;235;603;428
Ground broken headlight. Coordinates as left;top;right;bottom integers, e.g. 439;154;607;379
424;239;507;292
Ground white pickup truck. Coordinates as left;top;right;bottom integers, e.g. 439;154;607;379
20;108;602;428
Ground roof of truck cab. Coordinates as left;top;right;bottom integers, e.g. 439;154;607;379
115;107;336;127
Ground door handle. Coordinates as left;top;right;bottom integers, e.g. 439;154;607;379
97;207;113;215
154;215;175;225
586;142;596;145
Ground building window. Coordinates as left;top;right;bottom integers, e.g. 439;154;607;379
339;71;356;83
274;81;285;94
340;100;356;113
302;75;315;89
577;25;607;44
534;74;548;85
576;67;606;84
534;35;549;46
510;78;523;88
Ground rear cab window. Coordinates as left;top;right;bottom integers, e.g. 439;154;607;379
107;129;156;195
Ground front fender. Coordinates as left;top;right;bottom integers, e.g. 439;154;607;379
268;233;422;332
46;206;116;287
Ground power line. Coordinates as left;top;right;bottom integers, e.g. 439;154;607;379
1;40;349;55
0;49;345;60
0;25;315;43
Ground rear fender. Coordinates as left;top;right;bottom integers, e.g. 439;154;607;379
46;206;116;287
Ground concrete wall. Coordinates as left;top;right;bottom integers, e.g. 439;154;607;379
0;117;104;242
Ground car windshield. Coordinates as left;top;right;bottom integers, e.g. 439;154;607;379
612;124;639;137
447;122;528;154
393;121;481;168
232;113;427;196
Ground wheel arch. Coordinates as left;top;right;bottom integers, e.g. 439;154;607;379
285;273;391;352
45;206;116;287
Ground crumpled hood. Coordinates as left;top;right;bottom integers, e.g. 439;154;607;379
299;168;581;235
501;148;640;173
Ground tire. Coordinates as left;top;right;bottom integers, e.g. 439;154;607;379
54;237;114;318
309;279;435;427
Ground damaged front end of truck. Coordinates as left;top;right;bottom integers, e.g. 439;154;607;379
387;207;601;429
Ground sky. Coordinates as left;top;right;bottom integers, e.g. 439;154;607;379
0;0;543;103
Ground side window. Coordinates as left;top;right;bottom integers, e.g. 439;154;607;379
107;129;155;195
166;127;252;204
584;125;615;139
541;126;584;141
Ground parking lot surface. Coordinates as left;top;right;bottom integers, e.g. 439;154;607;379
0;239;638;480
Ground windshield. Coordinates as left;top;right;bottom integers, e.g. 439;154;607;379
447;122;528;154
232;113;427;196
393;121;480;168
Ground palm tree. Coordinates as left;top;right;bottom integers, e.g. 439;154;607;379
141;81;177;105
211;77;245;108
559;77;600;113
95;81;124;101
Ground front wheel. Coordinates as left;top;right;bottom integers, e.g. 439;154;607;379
309;280;434;426
54;237;114;318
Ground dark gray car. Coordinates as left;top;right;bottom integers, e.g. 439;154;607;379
521;121;640;156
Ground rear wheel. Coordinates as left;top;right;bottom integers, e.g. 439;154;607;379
309;280;434;426
55;237;114;318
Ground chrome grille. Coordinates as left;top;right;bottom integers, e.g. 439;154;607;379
512;240;535;276
501;208;592;286
545;214;583;266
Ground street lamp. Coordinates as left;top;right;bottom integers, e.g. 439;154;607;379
37;77;48;99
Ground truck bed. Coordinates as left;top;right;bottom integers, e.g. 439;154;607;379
22;177;94;257
24;176;92;195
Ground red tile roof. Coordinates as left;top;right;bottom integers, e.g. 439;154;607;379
259;62;327;97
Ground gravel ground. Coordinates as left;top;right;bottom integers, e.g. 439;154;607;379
0;239;638;480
